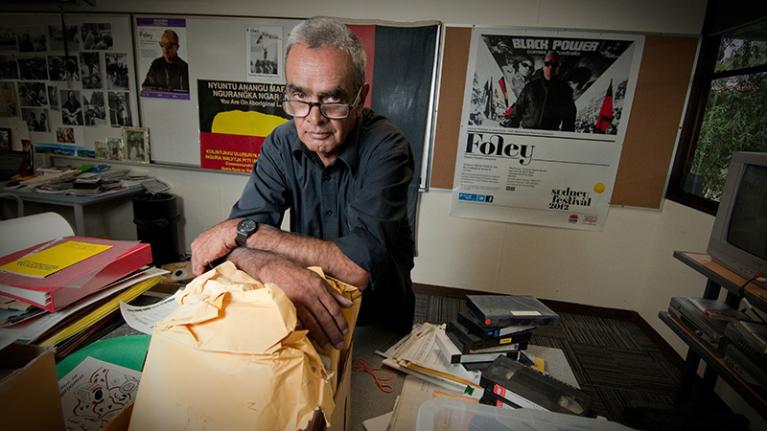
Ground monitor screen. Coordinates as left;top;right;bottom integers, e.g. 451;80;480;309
727;164;767;260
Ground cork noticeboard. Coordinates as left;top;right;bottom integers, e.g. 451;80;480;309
430;28;698;209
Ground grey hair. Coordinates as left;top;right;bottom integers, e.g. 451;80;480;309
287;17;367;93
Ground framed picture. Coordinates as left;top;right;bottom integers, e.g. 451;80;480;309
123;127;149;163
94;139;107;159
0;127;10;151
106;136;124;160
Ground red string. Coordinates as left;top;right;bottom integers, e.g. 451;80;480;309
352;357;395;393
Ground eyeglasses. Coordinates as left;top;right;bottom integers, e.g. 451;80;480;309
520;62;533;69
159;42;178;48
283;87;362;120
543;61;559;68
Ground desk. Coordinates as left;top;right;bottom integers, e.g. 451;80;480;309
0;185;143;235
350;324;578;431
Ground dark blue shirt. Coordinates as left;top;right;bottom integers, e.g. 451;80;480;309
230;108;415;332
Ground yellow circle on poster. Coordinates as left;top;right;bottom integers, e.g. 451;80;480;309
594;182;606;194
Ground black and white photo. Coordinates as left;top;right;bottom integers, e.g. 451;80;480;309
80;52;102;89
0;54;18;79
48;85;59;110
81;23;113;50
246;26;282;80
0;82;17;117
108;91;131;126
82;90;107;126
123;127;149;163
17;27;46;52
22;107;49;132
48;55;80;81
0;28;16;52
105;53;129;90
61;89;84;126
18;82;47;107
48;24;80;51
18;56;48;80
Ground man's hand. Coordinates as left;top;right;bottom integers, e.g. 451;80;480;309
230;248;352;350
190;219;240;275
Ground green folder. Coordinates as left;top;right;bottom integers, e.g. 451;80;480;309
56;334;151;379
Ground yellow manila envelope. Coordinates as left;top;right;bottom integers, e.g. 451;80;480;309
128;261;359;430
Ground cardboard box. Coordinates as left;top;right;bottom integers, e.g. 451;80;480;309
0;343;65;430
103;346;353;431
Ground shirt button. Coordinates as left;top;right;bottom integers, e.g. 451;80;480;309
322;174;330;181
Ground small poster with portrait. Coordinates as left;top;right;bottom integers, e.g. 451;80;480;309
136;17;190;100
123;127;150;163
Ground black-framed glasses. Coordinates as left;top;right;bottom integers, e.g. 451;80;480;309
159;42;178;48
543;61;559;68
283;87;362;120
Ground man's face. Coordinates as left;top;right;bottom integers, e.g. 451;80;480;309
542;53;559;81
160;33;178;63
285;43;367;165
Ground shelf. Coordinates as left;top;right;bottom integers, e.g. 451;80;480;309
673;251;748;298
659;311;767;418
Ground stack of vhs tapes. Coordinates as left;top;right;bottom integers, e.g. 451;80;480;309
724;320;767;387
446;295;560;370
478;355;593;416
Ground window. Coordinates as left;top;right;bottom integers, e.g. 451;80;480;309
668;18;767;214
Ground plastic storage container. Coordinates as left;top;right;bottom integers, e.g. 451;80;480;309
416;398;637;431
132;192;182;266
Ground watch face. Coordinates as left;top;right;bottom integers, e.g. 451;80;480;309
238;219;257;233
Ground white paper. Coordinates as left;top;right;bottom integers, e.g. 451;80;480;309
119;290;181;335
58;357;141;431
361;411;392;431
0;267;167;343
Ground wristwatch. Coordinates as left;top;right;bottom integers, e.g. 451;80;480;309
235;218;259;247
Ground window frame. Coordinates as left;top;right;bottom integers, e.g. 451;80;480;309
666;9;767;215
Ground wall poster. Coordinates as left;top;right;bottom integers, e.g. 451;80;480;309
136;17;190;100
451;28;644;230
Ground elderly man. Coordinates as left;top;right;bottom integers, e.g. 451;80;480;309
191;17;415;349
141;30;189;92
507;51;576;131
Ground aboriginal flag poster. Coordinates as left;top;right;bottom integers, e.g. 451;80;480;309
451;28;644;230
198;79;289;172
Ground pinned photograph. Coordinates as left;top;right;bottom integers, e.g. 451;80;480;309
106;136;125;160
61;89;84;126
81;23;113;50
246;26;282;80
80;52;102;89
94;139;107;158
108;91;132;126
0;128;10;151
18;55;48;80
48;24;80;51
123;127;149;163
22;107;49;132
48;85;59;110
48;55;80;81
0;54;18;79
0;28;16;52
105;53;129;90
56;126;75;144
17;27;47;52
82;90;107;126
0;82;17;117
18;82;47;107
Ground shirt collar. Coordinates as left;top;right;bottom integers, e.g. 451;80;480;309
289;109;367;176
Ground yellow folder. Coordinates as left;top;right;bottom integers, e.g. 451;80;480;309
0;240;112;278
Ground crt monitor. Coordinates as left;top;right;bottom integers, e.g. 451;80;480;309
707;151;767;281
